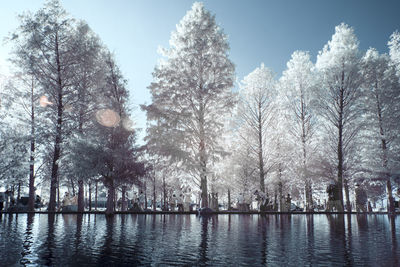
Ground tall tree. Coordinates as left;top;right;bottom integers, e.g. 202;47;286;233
10;0;80;211
143;2;235;208
237;64;276;193
68;52;145;215
68;21;104;212
361;48;400;212
280;51;317;211
316;23;362;212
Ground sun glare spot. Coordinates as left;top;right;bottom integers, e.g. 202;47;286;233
96;109;120;127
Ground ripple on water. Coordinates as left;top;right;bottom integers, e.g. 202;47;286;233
0;213;399;266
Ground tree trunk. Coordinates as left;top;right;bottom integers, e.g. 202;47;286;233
258;102;265;193
17;182;21;201
95;181;98;211
114;189;117;211
153;174;156;212
228;189;231;210
278;180;283;211
144;181;147;210
199;102;208;208
305;181;313;212
49;127;62;212
163;175;167;211
57;177;60;210
88;182;92;211
78;179;84;212
48;32;64;212
106;180;115;216
337;76;345;211
121;185;127;211
344;178;351;212
28;79;36;212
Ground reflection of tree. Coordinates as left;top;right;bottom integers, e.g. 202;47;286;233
198;217;210;265
326;214;354;266
118;214;127;256
43;214;55;266
355;214;368;232
389;215;399;266
258;215;268;265
345;214;353;266
20;214;35;265
98;215;115;265
74;214;83;255
305;215;315;262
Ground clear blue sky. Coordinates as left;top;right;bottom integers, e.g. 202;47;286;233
1;0;399;143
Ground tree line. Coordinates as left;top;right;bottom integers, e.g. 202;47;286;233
143;3;400;212
1;1;399;213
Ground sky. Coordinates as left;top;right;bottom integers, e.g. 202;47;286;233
1;0;399;143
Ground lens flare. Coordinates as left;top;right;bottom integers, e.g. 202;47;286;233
39;96;53;107
96;109;120;127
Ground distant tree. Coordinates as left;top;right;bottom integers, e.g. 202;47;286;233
143;2;235;208
316;23;363;212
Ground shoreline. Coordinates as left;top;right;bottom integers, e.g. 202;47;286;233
0;211;398;215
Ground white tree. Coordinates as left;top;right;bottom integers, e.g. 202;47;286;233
237;63;276;193
388;31;400;77
280;51;317;211
143;2;235;208
315;23;363;212
360;48;400;212
9;0;81;211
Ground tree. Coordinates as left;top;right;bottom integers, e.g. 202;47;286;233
361;48;400;212
9;0;81;211
237;63;276;193
67;21;104;212
143;2;235;208
280;51;317;211
388;31;400;77
316;23;363;212
98;52;145;215
1;74;44;211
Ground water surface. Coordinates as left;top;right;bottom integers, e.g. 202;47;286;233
0;213;398;266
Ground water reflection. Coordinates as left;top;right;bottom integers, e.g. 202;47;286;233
20;213;34;266
390;215;399;266
0;214;398;266
199;216;210;266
